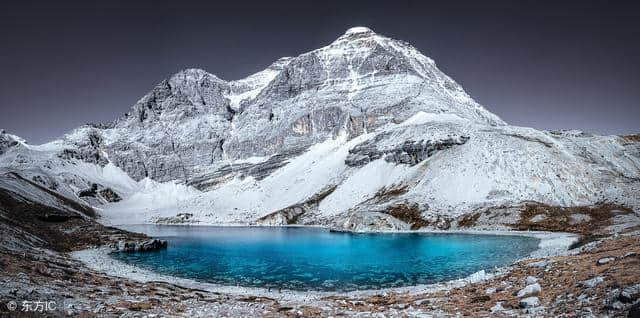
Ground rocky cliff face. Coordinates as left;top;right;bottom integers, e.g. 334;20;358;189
0;27;638;230
72;26;503;183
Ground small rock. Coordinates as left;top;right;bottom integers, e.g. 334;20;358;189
526;276;538;285
491;302;506;313
597;257;615;266
579;276;604;289
530;214;547;222
34;263;51;276
606;301;625;311
517;283;542;298
485;287;496;295
569;213;591;225
578;307;597;318
528;260;550;268
623;252;638;258
93;305;104;313
276;306;293;312
619;284;640;303
606;289;621;304
519;297;540;308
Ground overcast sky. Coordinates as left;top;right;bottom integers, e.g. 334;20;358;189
1;0;639;143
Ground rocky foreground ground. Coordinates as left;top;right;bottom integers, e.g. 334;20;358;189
1;181;639;317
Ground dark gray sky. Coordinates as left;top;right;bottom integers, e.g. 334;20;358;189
1;0;638;144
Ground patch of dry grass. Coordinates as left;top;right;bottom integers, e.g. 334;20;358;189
458;212;481;228
370;184;409;203
622;134;640;143
384;203;429;230
514;202;633;235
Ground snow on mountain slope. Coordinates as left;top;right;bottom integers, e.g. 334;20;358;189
65;26;506;184
0;27;638;230
226;57;292;111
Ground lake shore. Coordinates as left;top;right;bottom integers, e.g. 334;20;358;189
1;198;639;317
71;228;578;301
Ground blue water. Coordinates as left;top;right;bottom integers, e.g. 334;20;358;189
113;225;539;291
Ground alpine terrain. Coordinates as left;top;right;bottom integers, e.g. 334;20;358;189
1;27;640;317
2;26;638;231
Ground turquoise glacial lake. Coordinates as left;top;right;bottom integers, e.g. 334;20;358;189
113;225;539;291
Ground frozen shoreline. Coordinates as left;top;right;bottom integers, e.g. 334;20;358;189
70;227;577;302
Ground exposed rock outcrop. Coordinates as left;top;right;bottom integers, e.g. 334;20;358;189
346;133;469;166
256;185;338;226
111;239;168;252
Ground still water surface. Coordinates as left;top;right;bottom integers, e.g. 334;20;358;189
112;225;539;291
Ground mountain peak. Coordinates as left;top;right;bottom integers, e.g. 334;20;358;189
344;26;374;35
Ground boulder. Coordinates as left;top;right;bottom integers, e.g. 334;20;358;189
115;240;135;252
579;276;604;289
138;239;168;251
99;188;122;202
597;257;616;266
528;260;551;268
606;301;624;311
519;297;540;308
620;284;640;303
490;302;506;314
526;276;538;284
112;239;168;252
529;214;547;222
517;283;542;298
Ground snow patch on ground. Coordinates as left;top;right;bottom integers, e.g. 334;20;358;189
99;179;201;225
67;161;140;197
232;156;271;165
319;159;415;216
399;111;468;126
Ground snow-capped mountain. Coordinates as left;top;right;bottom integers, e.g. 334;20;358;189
1;27;639;230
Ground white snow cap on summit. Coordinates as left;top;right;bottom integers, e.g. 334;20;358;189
345;26;373;35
